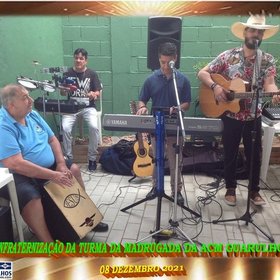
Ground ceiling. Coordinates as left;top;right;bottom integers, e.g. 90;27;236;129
0;1;279;16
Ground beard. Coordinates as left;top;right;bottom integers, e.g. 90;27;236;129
244;37;262;49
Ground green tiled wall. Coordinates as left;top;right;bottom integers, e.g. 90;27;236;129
1;15;279;136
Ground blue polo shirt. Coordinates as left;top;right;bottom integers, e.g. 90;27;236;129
0;108;55;168
139;69;191;112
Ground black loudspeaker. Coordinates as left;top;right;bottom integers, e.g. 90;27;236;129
0;206;14;241
147;16;182;70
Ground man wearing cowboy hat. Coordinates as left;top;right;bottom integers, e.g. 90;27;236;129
198;14;279;206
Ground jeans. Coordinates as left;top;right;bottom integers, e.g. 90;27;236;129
62;107;100;161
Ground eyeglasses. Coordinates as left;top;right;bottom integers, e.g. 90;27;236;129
246;28;265;35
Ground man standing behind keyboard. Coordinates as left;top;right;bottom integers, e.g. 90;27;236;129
61;48;102;172
137;42;191;206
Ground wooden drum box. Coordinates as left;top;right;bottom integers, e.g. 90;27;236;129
42;177;103;242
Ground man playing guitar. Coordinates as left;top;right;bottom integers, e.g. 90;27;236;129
198;13;280;206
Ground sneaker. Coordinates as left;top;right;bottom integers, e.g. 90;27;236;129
225;188;236;206
91;222;109;232
250;192;266;206
172;192;184;206
88;160;97;172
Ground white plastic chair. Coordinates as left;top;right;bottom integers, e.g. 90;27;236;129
0;168;24;241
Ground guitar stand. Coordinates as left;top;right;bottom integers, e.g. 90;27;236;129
121;110;200;242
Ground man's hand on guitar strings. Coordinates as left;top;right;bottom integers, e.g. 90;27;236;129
213;85;229;102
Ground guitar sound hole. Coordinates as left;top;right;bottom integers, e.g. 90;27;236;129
226;91;235;101
139;149;147;157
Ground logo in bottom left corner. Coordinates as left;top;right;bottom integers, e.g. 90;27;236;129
0;262;13;279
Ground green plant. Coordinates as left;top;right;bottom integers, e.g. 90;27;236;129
193;61;209;72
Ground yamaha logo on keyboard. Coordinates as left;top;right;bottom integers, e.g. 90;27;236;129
109;120;128;126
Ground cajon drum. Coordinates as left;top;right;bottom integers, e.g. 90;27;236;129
42;177;103;242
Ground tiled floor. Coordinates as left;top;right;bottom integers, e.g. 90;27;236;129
16;164;280;245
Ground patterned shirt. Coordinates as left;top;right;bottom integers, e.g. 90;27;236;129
208;46;276;121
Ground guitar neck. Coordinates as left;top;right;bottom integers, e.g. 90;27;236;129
234;92;276;99
136;132;144;149
130;101;144;147
211;74;277;99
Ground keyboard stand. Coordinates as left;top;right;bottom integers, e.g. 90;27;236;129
121;110;200;243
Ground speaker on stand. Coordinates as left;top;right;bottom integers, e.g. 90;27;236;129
147;16;182;70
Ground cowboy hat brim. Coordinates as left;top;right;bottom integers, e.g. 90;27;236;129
231;22;279;40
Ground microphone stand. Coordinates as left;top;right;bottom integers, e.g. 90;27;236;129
52;74;63;141
213;44;274;242
41;89;47;119
154;66;200;243
122;109;176;243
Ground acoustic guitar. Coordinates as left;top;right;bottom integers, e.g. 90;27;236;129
129;101;154;177
199;73;278;118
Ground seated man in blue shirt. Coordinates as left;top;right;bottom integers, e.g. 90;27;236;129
0;84;108;242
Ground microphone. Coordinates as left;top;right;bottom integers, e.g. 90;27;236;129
68;84;77;92
62;77;76;85
59;84;77;92
169;60;175;69
59;77;77;92
254;39;259;49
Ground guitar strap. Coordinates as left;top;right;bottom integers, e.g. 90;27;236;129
250;49;263;115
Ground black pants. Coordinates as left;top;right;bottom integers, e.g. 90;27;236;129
222;116;262;192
